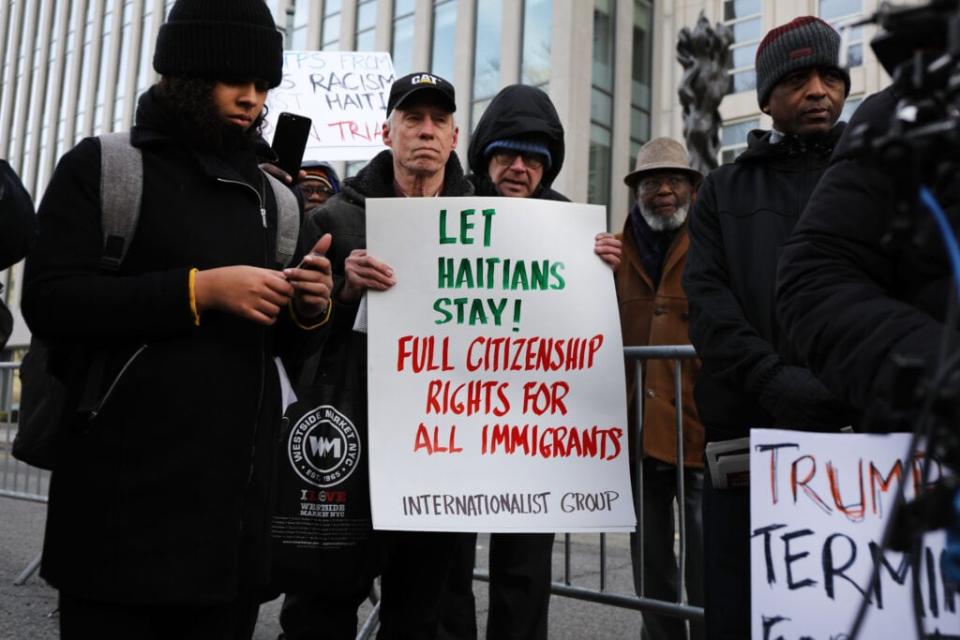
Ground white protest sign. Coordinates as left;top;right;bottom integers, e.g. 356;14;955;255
365;197;635;533
264;51;395;161
750;428;959;639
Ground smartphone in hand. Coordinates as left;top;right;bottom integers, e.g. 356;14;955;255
271;112;312;180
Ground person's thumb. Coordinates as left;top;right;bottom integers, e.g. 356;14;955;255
311;233;332;256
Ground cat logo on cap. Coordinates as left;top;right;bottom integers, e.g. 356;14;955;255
410;73;439;86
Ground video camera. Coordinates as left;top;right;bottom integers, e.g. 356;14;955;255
842;4;960;636
847;0;960;212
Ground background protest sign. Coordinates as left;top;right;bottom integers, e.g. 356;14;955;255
750;428;959;639
263;51;394;161
365;197;635;533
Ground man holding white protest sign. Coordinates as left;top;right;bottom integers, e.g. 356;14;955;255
280;71;473;640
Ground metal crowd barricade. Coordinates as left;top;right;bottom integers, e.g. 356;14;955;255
0;362;48;504
545;345;702;627
0;361;49;586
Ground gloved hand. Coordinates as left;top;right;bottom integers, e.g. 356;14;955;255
756;365;847;429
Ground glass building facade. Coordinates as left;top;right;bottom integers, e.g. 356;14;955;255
0;0;654;231
2;0;895;349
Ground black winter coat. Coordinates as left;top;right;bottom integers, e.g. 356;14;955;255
682;125;854;439
22;88;311;605
0;159;36;269
777;87;956;414
467;84;567;201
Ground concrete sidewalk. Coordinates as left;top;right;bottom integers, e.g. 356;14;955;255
0;496;645;639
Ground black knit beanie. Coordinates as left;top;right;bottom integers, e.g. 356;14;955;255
153;0;283;88
755;16;850;108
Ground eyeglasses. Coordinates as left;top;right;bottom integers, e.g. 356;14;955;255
301;184;334;196
491;150;545;170
638;174;689;194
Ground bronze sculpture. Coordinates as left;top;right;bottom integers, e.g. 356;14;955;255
677;12;733;175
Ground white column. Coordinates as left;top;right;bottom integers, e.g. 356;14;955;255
100;0;127;132
80;0;107;139
0;0;25;160
549;0;593;203
23;0;56;193
500;0;522;86
453;0;475;161
41;0;75;186
10;0;42;169
609;0;635;232
413;0;432;71
120;1;145;130
60;0;90;154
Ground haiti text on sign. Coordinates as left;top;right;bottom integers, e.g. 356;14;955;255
264;51;395;162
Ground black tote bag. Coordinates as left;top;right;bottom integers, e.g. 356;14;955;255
270;343;376;592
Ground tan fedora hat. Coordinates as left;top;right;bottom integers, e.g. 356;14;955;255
623;137;703;188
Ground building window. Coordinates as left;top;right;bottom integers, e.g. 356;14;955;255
629;0;653;169
471;0;502;130
589;0;615;211
520;0;551;86
819;0;864;68
840;95;862;122
289;0;311;50
719;118;758;164
322;0;342;51
393;0;416;76
723;0;762;94
355;0;377;52
112;1;135;132
346;160;365;177
74;0;96;138
431;0;457;82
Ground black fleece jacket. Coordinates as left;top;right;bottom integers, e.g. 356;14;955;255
0;160;36;270
682;124;856;438
777;86;957;415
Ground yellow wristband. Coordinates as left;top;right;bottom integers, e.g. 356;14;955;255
290;297;332;330
188;268;200;326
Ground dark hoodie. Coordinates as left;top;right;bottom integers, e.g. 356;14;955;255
682;123;854;437
301;159;342;194
467;84;568;201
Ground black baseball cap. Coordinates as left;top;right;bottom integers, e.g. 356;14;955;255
386;72;457;117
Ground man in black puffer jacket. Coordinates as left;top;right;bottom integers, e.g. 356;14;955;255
682;16;858;640
22;2;333;638
436;84;620;640
778;85;956;423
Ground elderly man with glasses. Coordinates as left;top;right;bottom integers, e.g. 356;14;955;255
436;83;620;640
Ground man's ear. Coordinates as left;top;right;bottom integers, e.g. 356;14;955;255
382;121;392;147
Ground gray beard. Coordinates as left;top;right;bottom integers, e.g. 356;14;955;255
639;201;688;232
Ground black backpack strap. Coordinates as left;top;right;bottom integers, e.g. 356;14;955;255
98;131;143;271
